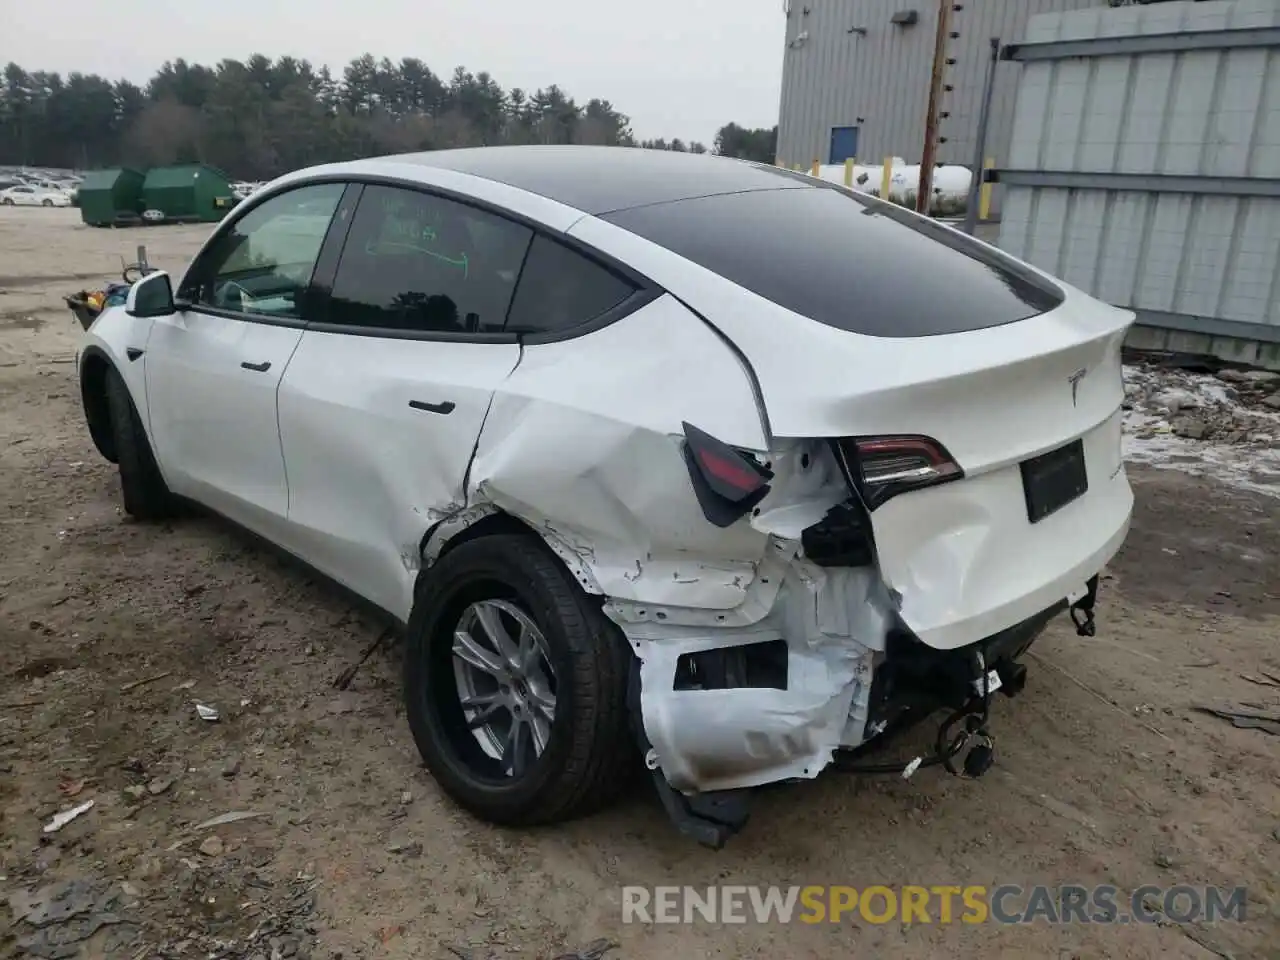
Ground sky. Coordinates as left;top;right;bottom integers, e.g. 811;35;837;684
5;0;785;145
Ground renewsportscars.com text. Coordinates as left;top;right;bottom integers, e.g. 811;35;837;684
621;884;1248;925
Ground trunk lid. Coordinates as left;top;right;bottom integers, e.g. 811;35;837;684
720;288;1136;650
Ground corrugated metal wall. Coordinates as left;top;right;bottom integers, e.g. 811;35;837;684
997;0;1280;365
776;0;1102;168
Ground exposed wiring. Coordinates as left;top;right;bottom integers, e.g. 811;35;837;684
833;654;995;777
830;705;972;775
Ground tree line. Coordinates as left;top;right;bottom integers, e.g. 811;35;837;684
0;58;779;180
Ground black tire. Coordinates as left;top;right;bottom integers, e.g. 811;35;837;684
42;199;53;207
104;367;174;520
1;198;13;206
404;533;635;826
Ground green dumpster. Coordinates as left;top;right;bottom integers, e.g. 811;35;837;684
140;163;236;223
77;167;145;227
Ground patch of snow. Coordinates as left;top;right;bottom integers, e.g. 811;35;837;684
1122;364;1280;498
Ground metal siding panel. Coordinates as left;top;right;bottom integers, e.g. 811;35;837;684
868;0;888;160
1008;64;1052;167
1059;191;1102;290
1027;189;1069;274
1118;54;1177;175
814;0;835;165
999;188;1034;260
778;9;799;164
1078;57;1129;172
1212;49;1269;177
1163;50;1223;176
1251;50;1280;178
1231;0;1280;29
1096;193;1150;305
834;0;857;153
1137;194;1193;313
804;3;819;162
1175;197;1236;316
1045;58;1090;167
1221;199;1280;325
898;1;924;160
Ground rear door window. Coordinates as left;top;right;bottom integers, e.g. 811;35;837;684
505;235;638;336
326;185;532;335
603;185;1063;338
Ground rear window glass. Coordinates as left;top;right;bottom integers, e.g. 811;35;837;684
505;235;637;335
603;186;1063;338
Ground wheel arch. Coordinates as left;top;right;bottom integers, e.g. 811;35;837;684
418;507;604;600
78;346;118;463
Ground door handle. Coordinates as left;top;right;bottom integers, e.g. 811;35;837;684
240;360;272;373
409;400;456;415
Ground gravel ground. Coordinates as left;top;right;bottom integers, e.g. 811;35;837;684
1;206;1278;960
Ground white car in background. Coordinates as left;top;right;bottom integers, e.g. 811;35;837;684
75;146;1134;846
0;184;72;207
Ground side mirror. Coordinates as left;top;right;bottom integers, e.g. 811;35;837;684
126;271;175;318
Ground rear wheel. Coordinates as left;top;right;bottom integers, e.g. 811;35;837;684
41;198;53;207
104;367;175;520
1;198;13;206
404;533;634;825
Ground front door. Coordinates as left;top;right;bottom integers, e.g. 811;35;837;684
145;182;349;535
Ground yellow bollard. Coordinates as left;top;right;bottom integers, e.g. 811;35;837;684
810;159;820;177
979;157;995;221
792;164;803;172
880;156;894;200
843;157;855;186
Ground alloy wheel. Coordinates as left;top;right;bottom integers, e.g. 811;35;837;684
450;598;558;778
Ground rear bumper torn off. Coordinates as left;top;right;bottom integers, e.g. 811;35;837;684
612;540;1114;797
609;550;897;794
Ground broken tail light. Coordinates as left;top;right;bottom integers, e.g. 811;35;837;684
840;435;963;510
682;421;773;528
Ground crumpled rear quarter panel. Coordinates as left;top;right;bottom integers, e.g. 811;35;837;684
458;297;897;792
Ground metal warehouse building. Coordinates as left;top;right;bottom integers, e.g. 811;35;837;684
776;0;1109;169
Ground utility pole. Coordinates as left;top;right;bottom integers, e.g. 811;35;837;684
917;0;955;214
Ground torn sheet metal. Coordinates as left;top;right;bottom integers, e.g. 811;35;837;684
621;558;894;794
459;295;775;612
419;299;897;793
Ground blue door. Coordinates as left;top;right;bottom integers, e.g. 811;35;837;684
829;126;860;164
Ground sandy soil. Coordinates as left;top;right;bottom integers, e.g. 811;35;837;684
1;206;1278;960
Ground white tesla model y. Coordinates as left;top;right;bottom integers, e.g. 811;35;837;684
78;146;1133;846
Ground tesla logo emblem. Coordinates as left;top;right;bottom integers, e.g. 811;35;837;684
1068;368;1088;406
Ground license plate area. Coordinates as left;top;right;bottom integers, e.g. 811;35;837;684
1021;439;1088;523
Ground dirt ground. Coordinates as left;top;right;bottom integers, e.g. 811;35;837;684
1;206;1278;960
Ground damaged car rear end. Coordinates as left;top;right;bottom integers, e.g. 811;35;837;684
538;182;1135;844
402;161;1133;847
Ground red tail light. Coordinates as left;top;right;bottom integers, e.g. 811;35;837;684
682;422;773;527
841;435;962;509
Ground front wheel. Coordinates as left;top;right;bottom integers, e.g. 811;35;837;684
41;199;53;207
1;198;13;206
104;367;175;519
404;533;635;826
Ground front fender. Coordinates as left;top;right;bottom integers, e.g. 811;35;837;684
79;307;156;418
78;307;158;461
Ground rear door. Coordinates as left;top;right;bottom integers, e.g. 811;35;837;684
145;181;348;536
276;183;530;619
